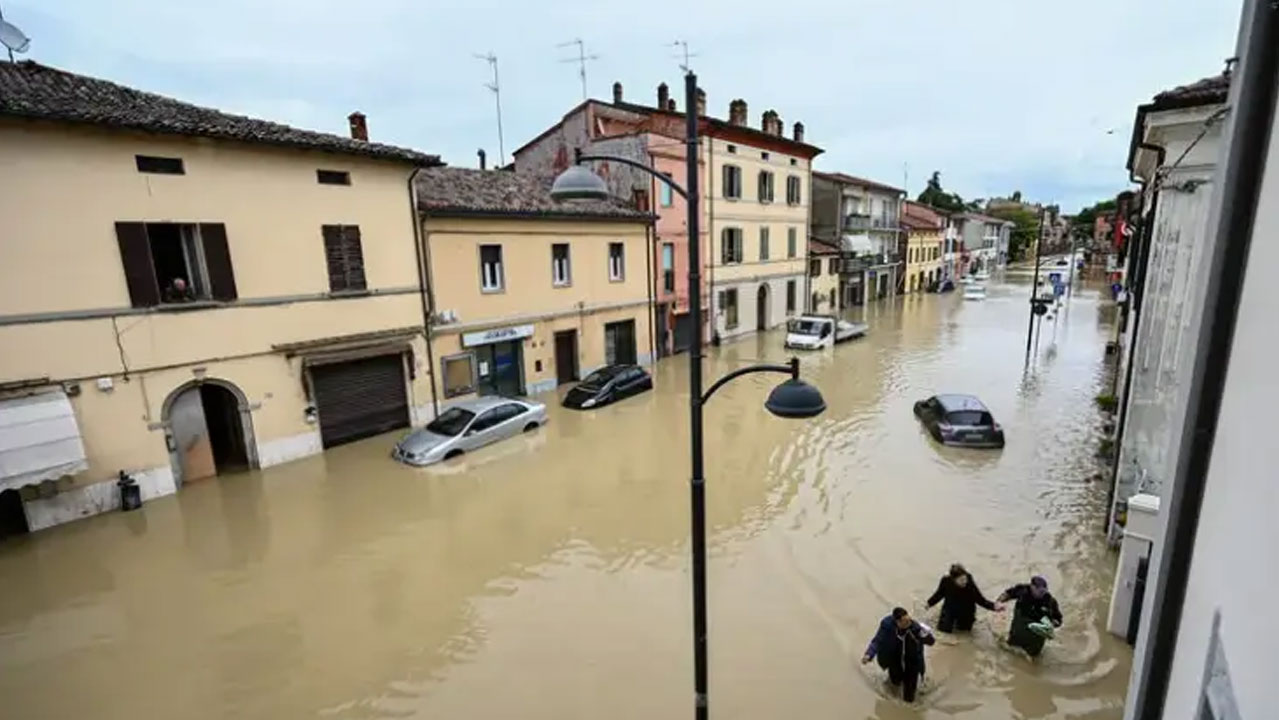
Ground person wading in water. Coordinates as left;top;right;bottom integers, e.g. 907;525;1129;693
997;575;1063;657
925;563;1004;633
861;607;936;702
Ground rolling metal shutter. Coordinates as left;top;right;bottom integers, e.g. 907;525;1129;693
310;354;408;448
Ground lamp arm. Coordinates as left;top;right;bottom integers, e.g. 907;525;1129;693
575;149;690;199
699;357;799;405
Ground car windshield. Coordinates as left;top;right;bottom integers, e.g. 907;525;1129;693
425;407;475;436
788;319;823;336
579;367;621;389
946;410;990;426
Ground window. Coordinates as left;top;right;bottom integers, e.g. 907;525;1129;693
723;165;742;199
760;151;770;160
786;280;796;314
726;144;737;154
114;222;237;307
787;176;801;205
721;228;744;264
469;407;505;433
758;171;775;203
828;258;839;274
135;155;184;175
316;169;351;185
632;188;650;212
552;243;571;286
441;353;476;398
809;258;821;277
788;227;797;258
759;227;770;261
322;225;367;293
789;158;798;166
662;243;675;293
480;244;504;291
659;174;674;207
723;288;739;328
609;242;625;281
811;292;820;311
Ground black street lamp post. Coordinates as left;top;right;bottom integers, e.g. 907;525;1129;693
551;72;825;720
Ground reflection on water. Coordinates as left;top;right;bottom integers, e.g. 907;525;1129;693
0;278;1129;719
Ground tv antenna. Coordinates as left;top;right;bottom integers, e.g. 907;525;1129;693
0;2;31;62
474;52;506;167
668;40;698;72
557;38;598;101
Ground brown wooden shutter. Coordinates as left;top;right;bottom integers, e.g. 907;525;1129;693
341;225;367;290
199;223;238;301
322;225;346;291
114;222;160;307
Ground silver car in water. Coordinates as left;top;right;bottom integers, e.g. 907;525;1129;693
392;396;547;466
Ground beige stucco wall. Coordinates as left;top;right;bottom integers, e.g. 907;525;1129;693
0;118;431;527
423;216;653;400
809;258;841;312
904;229;943;292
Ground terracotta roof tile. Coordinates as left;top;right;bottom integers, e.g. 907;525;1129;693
0;61;438;164
812;170;904;195
1152;73;1231;109
416;167;651;220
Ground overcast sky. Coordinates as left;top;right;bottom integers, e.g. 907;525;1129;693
9;0;1243;212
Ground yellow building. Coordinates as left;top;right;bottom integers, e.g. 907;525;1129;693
417;168;653;402
0;61;439;534
705;103;822;339
807;238;843;313
902;201;945;292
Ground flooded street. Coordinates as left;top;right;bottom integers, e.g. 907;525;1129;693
0;273;1130;719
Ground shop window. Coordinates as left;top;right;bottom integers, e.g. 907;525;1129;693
441;353;476;398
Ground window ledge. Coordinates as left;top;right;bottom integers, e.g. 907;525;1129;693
481;287;506;295
153;300;221;312
328;289;371;299
553;282;572;289
723;196;740;202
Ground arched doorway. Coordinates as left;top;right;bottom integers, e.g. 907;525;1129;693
756;284;770;331
163;380;255;488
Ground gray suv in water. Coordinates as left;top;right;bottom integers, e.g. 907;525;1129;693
913;394;1005;448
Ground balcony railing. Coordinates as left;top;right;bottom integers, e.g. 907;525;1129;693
872;217;899;230
839;252;899;272
844;214;871;232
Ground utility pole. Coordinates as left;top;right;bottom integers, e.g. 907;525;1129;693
557;38;599;101
474;52;506;166
1025;205;1046;361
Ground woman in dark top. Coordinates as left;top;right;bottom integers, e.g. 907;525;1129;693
997;575;1064;657
926;563;1003;632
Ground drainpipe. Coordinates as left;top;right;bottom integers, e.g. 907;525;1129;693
644;205;657;366
407;166;440;419
1106;145;1162;526
1129;2;1275;716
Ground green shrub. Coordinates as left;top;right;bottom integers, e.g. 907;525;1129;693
1095;394;1119;413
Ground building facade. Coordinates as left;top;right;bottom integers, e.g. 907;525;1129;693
811;171;904;306
1104;73;1229;642
417;168;654;402
806;238;842;313
0;61;439;536
512;82;822;350
902;201;944;292
941;212;964;281
953;212;1012;272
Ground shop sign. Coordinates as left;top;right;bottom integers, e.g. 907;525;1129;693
462;324;535;347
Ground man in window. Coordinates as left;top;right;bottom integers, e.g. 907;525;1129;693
163;277;195;303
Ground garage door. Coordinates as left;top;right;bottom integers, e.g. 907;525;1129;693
310;354;409;448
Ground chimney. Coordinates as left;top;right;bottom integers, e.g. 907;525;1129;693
477;148;487;170
657;82;669;109
774;112;784;136
729;99;748;126
347;111;368;141
695;88;706;117
761;110;777;135
793;121;805;143
666;98;676;112
613;81;624;104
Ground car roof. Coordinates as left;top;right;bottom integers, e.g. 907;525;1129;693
444;396;525;413
933;394;990;412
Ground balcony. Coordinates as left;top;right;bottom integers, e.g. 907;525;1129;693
839;252;899;273
843;214;871;232
871;217;899;231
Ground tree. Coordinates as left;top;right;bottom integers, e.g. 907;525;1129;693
1012;190;1022;202
916;171;966;213
989;206;1039;261
1072;198;1117;236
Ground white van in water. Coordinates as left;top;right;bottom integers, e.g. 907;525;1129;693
963;284;987;301
784;315;868;350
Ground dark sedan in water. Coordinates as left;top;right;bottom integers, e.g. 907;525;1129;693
562;365;653;409
913;394;1005;448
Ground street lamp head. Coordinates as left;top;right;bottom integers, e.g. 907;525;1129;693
550;164;611;202
763;378;826;419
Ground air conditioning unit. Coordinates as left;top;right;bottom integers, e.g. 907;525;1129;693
432;309;458;325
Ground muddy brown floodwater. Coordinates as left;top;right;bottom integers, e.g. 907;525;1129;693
0;271;1131;719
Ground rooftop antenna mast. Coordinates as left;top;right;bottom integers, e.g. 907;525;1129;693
0;2;32;63
557;38;599;101
474;52;506;167
668;40;698;72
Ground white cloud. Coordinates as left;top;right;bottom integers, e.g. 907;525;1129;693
11;0;1243;210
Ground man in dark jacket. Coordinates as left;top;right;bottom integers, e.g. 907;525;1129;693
926;563;1004;632
861;607;935;702
997;575;1063;657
